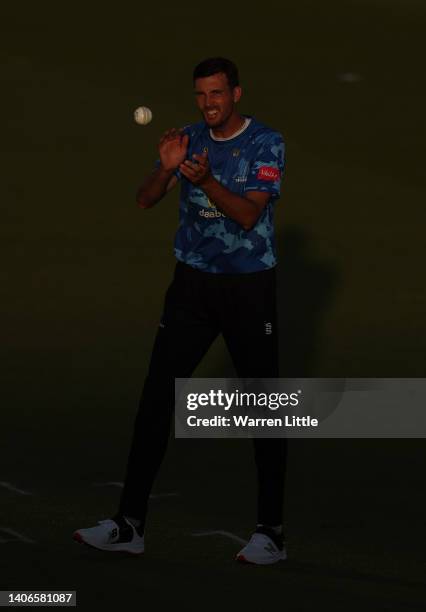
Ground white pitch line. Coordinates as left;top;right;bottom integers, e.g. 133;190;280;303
0;527;36;545
191;530;248;545
0;481;33;496
93;481;124;488
92;483;179;499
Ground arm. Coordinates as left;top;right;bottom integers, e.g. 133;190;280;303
136;167;178;209
137;128;188;209
179;152;270;231
199;173;269;231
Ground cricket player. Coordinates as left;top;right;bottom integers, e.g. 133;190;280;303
73;57;287;564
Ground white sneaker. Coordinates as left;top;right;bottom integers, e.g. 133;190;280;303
73;515;144;555
236;528;287;565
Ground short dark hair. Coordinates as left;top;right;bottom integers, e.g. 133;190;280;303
193;57;239;89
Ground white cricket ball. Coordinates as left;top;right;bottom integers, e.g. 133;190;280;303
134;106;153;125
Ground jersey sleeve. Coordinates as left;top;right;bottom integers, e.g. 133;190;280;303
244;132;285;199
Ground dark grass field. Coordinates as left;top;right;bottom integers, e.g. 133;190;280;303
1;0;426;609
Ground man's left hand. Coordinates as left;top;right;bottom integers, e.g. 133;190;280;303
179;151;211;187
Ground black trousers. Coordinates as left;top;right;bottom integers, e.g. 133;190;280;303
119;261;287;529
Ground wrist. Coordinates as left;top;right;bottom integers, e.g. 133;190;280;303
158;163;176;175
199;173;215;190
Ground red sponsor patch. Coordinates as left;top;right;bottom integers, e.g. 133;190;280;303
257;166;280;181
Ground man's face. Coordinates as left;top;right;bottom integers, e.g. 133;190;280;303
194;72;241;128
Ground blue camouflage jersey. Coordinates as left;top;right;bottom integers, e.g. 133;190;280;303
166;116;285;274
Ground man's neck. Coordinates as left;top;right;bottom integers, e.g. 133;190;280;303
210;113;246;139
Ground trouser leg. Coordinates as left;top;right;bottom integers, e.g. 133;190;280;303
118;264;219;526
221;268;287;527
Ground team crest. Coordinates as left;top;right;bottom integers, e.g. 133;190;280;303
232;148;240;157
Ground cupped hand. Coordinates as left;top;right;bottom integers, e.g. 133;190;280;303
179;151;211;186
159;128;189;171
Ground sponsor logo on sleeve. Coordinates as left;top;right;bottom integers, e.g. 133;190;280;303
257;166;280;181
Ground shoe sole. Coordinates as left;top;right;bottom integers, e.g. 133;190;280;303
73;532;144;555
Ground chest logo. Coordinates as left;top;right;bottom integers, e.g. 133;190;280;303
199;197;226;218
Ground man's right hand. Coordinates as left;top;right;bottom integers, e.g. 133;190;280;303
159;128;189;171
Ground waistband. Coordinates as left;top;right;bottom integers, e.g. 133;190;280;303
175;260;276;283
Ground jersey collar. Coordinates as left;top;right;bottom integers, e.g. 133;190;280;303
209;116;252;142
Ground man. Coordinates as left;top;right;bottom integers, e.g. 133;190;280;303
73;57;287;565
